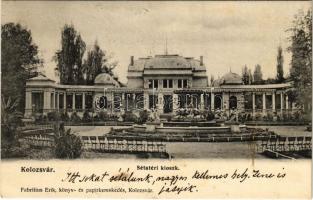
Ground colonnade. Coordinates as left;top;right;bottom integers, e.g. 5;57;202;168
25;89;292;116
252;92;289;116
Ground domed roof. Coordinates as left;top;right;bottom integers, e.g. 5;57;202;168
212;72;243;86
221;72;243;85
94;73;119;86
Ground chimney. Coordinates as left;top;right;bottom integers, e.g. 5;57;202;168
200;56;203;66
130;56;134;66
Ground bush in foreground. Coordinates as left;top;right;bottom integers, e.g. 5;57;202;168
138;110;149;124
123;111;138;123
54;129;82;159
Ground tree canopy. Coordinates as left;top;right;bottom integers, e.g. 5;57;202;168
288;9;312;113
82;41;118;85
242;65;250;85
253;64;263;84
83;41;105;85
1;23;41;112
55;24;86;85
276;46;284;83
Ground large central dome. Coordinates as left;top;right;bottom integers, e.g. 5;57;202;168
221;72;243;85
94;73;119;87
212;72;243;86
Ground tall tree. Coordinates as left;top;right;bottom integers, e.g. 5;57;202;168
55;24;86;85
1;23;41;112
83;41;106;85
288;9;312;113
83;41;118;85
253;64;263;84
210;75;215;86
276;46;284;83
248;69;253;84
242;65;249;85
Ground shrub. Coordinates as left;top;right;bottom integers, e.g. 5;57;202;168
293;111;301;121
206;111;215;121
93;115;100;122
138;110;149;124
238;113;245;123
246;113;252;121
98;111;109;121
282;113;290;121
54;129;82;159
123;111;138;122
34;114;44;123
255;113;262;121
60;112;70;121
110;114;119;121
47;111;60;121
166;116;172;122
82;111;92;122
267;113;273;121
70;112;81;122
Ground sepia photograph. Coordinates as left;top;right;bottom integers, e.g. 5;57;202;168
0;1;312;198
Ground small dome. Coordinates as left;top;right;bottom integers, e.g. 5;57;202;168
94;73;119;86
212;72;243;86
221;72;242;85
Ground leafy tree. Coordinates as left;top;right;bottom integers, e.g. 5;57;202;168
83;41;118;85
242;65;250;85
253;64;263;84
248;69;253;84
276;46;284;83
55;24;86;85
1;23;41;112
1;97;23;146
288;9;312;114
83;41;106;85
1;97;24;159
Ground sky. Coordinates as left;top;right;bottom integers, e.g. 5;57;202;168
2;1;311;84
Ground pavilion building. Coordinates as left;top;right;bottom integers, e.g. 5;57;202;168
24;54;296;119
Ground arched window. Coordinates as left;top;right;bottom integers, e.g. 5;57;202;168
229;96;237;109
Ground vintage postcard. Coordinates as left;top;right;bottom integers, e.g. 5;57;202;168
1;1;312;198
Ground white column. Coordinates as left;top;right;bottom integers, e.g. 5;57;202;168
285;95;289;110
211;93;215;111
53;92;56;109
111;92;114;113
173;93;178;111
25;91;32;115
82;92;86;110
72;93;75;110
280;93;283;111
200;93;204;110
56;93;59;110
272;92;276;111
122;93;125;111
43;91;51;113
144;92;149;110
262;93;266;115
132;93;136;109
64;93;66;110
158;92;163;114
252;92;256;117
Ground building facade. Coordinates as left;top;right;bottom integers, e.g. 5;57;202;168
25;54;297;119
